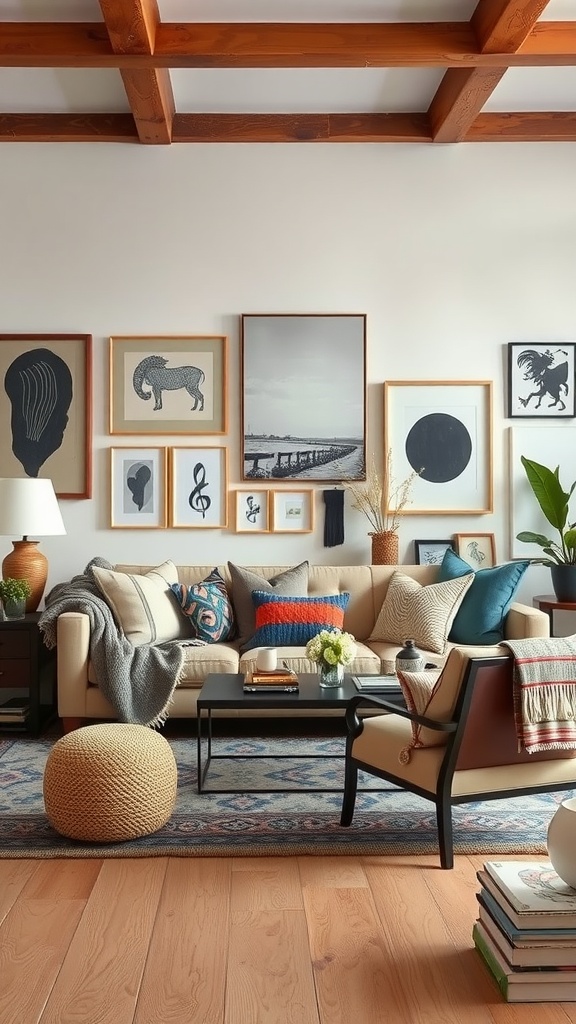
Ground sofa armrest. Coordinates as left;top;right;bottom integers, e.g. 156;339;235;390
504;601;550;640
56;611;91;716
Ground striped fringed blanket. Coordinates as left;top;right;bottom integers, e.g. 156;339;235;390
501;635;576;753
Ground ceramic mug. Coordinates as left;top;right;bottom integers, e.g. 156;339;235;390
256;647;278;671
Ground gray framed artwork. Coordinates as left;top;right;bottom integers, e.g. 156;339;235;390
0;333;92;499
241;314;366;482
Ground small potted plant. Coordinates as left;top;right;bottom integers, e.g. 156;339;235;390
0;577;32;620
516;456;576;601
345;450;421;564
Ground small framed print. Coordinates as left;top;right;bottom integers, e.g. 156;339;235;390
234;489;271;533
414;539;454;566
110;447;167;528
271;490;314;533
454;533;496;569
507;343;576;418
109;335;227;435
170;447;228;528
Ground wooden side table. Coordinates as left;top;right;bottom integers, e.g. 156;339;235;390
0;613;57;736
533;594;576;638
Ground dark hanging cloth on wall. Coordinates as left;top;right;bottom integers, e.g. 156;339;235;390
323;489;345;547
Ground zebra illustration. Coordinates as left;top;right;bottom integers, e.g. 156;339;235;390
132;355;205;412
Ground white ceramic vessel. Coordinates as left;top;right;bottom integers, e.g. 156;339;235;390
547;796;576;888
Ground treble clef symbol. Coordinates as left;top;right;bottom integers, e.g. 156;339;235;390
246;495;260;525
188;462;211;519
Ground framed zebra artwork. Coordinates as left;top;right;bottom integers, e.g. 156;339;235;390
109;335;227;435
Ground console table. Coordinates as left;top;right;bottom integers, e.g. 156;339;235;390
533;594;576;637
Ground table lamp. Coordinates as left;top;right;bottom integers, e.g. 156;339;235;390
0;477;66;612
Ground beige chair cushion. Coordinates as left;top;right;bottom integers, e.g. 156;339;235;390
92;560;190;646
368;570;474;655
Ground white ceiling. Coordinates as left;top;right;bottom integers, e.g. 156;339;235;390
1;1;576;130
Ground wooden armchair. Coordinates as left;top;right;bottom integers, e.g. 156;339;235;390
340;648;576;868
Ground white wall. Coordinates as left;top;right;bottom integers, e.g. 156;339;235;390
1;141;576;606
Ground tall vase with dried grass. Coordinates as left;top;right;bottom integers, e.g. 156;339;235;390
346;451;421;564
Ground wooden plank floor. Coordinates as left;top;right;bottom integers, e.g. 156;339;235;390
2;853;576;1023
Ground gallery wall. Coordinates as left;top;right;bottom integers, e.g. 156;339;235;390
1;140;576;606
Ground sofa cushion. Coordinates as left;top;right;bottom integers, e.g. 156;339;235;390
92;560;190;647
245;591;350;651
170;568;235;643
368;570;474;655
438;548;530;645
227;561;309;652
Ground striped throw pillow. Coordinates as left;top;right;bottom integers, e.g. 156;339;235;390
246;591;350;651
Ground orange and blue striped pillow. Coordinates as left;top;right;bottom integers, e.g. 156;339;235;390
246;591;350;650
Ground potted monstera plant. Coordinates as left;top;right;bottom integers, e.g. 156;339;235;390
516;456;576;602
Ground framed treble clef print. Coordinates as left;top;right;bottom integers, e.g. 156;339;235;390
169;447;228;528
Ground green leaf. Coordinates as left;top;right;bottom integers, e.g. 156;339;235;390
516;530;555;547
520;457;570;532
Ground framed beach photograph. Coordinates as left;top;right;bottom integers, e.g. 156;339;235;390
0;333;92;499
241;313;366;482
414;539;454;566
109;335;227;435
453;533;496;568
384;380;493;515
507;342;576;418
271;490;314;533
233;489;271;533
169;447;228;528
110;447;167;528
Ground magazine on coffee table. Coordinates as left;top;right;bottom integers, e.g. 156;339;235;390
352;674;402;694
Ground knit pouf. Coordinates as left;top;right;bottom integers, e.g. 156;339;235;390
43;723;177;843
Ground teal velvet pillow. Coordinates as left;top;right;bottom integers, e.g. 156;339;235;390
438;548;530;645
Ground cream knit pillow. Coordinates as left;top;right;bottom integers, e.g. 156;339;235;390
368;570;474;655
92;560;190;646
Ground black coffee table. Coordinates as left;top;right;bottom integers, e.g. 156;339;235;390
196;672;403;793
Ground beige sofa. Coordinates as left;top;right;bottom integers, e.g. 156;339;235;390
56;562;548;729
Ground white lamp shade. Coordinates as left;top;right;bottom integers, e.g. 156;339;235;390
0;478;66;537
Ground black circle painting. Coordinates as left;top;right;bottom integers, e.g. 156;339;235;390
405;413;472;483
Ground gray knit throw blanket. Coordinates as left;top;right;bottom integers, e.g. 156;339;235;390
38;557;186;727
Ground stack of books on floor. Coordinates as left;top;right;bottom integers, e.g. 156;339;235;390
473;859;576;1001
0;697;30;724
243;668;299;692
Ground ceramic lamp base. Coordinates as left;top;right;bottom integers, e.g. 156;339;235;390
2;540;48;613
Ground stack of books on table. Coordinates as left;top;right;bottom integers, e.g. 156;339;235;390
0;697;30;724
473;859;576;1001
243;668;299;693
352;674;403;697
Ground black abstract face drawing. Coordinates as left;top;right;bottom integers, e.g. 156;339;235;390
4;348;73;478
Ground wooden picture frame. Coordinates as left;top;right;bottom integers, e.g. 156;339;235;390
0;333;92;499
110;447;167;528
109;335;227;435
233;489;271;533
507;342;576;419
271;489;314;533
414;539;454;566
384;380;493;514
169;447;228;528
509;424;575;559
453;533;496;568
241;313;366;481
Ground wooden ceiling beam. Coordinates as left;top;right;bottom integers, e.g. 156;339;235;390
467;111;576;139
1;21;575;69
430;0;549;144
99;0;174;144
0;113;138;142
173;112;430;143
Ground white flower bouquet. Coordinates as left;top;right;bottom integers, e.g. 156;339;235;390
305;628;357;668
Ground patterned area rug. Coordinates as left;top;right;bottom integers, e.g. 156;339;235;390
0;731;569;859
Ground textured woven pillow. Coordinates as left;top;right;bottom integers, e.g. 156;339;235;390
170;568;235;643
245;591;350;651
92;560;190;647
227;561;309;652
368;570;474;655
395;667;446;763
438;548;530;645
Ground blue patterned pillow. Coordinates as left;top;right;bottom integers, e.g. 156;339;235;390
170;568;235;643
245;591;350;651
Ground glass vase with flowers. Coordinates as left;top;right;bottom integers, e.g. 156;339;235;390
305;628;357;688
